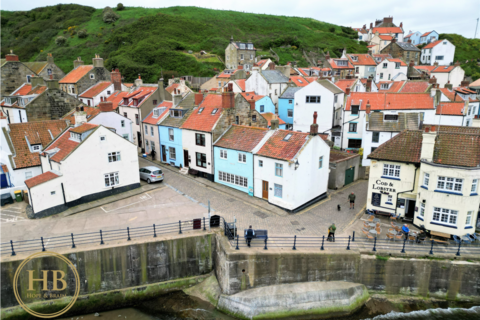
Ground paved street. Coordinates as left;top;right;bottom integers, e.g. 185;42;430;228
0;157;368;244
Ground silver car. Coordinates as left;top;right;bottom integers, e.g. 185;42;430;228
139;166;164;183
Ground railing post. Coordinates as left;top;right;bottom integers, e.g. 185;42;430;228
203;217;206;231
292;235;297;250
401;238;406;253
372;237;377;252
347;236;351;250
429;240;434;255
264;236;268;250
10;240;16;256
127;227;131;241
153;224;157;238
236;235;239;250
321;235;324;251
41;237;46;252
100;230;104;245
456;240;461;256
179;220;182;234
352;231;355;242
71;233;76;249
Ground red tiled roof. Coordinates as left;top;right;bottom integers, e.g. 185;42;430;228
455;87;476;95
387;58;407;66
334;79;356;92
79;81;112;98
217;69;239;79
262;113;286;126
368;130;423;163
433;132;480;167
348;54;377;66
436;102;464;115
400;81;430;93
235;79;246;91
123;83;134;87
367;45;376;48
105;91;129;109
372;54;393;63
432;65;455;73
297;68;308;76
142;101;173;125
59;65;94;84
421;31;432;37
414;65;436;74
214;125;269;152
1;164;8;172
378;81;405;93
439;88;464;102
423;40;443;49
328;58;353;69
256;130;309;161
165;83;179;94
0;111;6;120
12;84;32;96
43;125;98;162
180;94;223;132
241;92;264;102
70;123;98;134
372;27;403;34
28;86;47;95
8;120;69;169
25;171;61;189
257;60;269;67
120;87;157;108
62;106;101;125
345;92;434;111
305;76;319;82
289;76;311;87
404;33;414;38
379;35;393;40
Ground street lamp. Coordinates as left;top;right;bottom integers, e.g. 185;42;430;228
295;159;300;170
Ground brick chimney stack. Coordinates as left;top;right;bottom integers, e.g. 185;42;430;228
461;80;470;87
268;62;275;70
73;57;84;69
111;68;122;91
434;61;439;67
366;78;372;92
409;60;415;67
249;98;256;110
325;51;331;60
92;54;104;68
345;87;351;95
5;50;19;62
454;61;460;67
222;83;234;109
98;101;114;112
429;75;437;84
310;112;318;136
421;126;437;162
370;22;373;29
366;100;371;114
407;39;411;43
391;38;396;43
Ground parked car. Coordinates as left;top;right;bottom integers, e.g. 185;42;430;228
139;166;164;184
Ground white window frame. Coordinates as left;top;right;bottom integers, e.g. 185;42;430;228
275;163;283;177
169;128;174;141
108;151;121;163
144;125;148;135
218;171;248;188
238;153;247;163
423;173;429;187
420;203;425;217
466;211;473;226
104;172;119;187
274;184;283;198
220;149;228;159
472;179;478;193
319;156;323;169
90;74;95;79
25;171;33;180
432;207;458;226
387;195;393;203
259;160;263;167
306;96;321;103
169;147;176;160
121;120;125;128
382;164;400;178
436;176;463;193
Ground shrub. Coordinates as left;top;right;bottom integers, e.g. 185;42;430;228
329;27;335;33
117;3;125;11
97;33;103;38
55;36;67;46
78;29;87;38
103;6;120;23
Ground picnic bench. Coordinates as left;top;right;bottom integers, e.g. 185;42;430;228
244;229;268;242
430;231;450;245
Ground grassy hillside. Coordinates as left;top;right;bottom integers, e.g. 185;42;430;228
1;5;367;83
439;33;480;80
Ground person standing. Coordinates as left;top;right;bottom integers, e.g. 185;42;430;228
348;192;356;209
328;223;336;242
402;224;410;239
245;225;255;247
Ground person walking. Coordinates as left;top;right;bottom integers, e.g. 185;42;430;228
328;223;336;242
402;224;410;239
245;225;255;247
348;192;356;209
151;149;156;160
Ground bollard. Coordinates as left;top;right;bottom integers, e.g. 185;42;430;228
179;220;182;234
321;235;325;251
100;230;104;245
153;224;157;238
429;240;434;255
293;235;297;250
203;217;206;231
71;233;76;249
41;237;46;252
347;235;351;250
264;236;268;250
127;227;131;241
401;238;406;253
456;239;461;256
10;240;16;256
352;231;355;242
372;237;377;252
236;235;239;250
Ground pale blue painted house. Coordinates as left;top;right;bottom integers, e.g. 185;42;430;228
278;87;301;130
420;31;439;44
158;107;193;167
213;125;270;195
404;31;422;45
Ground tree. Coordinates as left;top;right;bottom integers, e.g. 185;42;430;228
55;36;67;46
103;7;120;23
117;3;125;11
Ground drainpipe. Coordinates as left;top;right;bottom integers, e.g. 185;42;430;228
61;183;67;206
394;164;418;217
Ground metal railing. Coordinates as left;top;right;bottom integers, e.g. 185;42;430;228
225;230;480;257
1;217;222;257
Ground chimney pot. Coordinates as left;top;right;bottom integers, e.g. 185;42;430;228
345;87;351;95
309;112;318;136
366;100;371;114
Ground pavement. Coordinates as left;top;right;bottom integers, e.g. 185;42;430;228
0;156;369;247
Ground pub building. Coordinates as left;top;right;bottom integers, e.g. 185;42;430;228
366;125;480;237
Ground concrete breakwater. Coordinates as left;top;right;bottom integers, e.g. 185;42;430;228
1;232;480;319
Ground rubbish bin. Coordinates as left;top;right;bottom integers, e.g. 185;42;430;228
14;190;23;202
23;190;29;204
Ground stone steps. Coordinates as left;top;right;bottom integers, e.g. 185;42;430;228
179;167;189;175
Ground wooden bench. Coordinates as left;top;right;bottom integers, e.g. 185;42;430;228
244;229;268;242
430;231;450;245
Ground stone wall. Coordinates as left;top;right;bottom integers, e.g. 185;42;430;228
37;62;65;81
381;43;420;64
0;62;35;99
25;88;82;121
74;67;111;96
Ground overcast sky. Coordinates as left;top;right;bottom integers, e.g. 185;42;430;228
2;0;480;39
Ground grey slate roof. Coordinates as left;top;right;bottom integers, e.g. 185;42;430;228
261;70;289;84
280;87;302;99
367;112;422;132
396;42;421;52
317;79;343;94
159;108;193;128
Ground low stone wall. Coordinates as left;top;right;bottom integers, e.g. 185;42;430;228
214;236;480;301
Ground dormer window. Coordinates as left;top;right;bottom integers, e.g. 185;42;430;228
153;109;160;117
247;44;254;50
133;99;138;106
351;56;358;61
381;83;390;90
211;108;218;115
239;43;246;49
70;132;81;141
123;98;128;105
170;109;183;118
337;60;347;66
376;58;381;62
26;75;32;83
384;114;398;121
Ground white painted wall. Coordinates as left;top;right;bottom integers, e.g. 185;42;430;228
29;177;64;213
118;106;141;147
421;40;455;66
90;112;133;142
245;71;288;108
1;107;27;124
362;130;399;166
182;130;213;174
432;67;465;88
375;60;408;82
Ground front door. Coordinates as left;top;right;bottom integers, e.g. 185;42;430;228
344;167;355;186
161;145;167;162
262;181;269;200
137;132;142;147
405;200;416;220
184;150;189;167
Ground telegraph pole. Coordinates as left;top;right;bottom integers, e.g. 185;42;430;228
475;18;479;39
